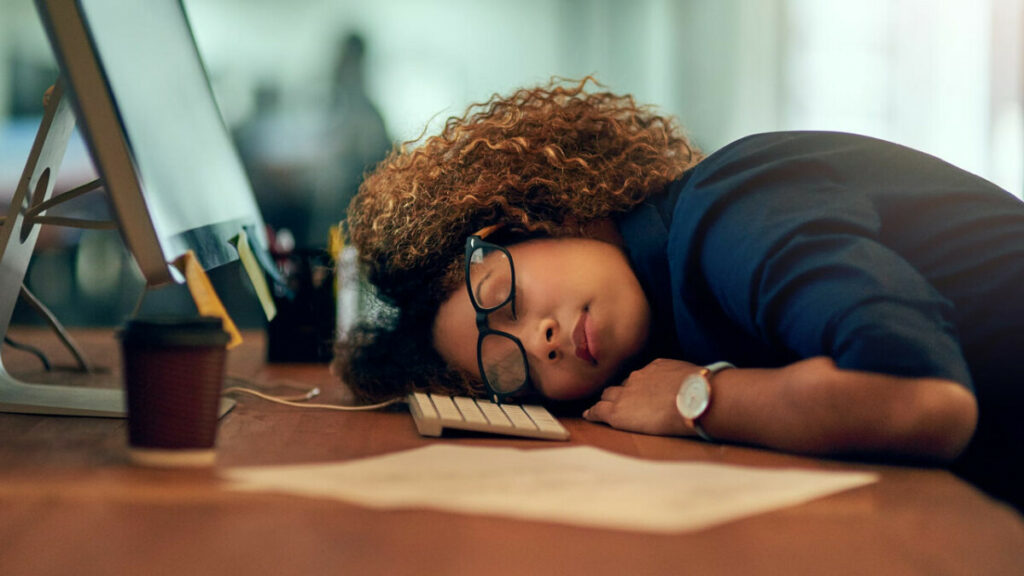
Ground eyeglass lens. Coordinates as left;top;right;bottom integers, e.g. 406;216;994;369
468;246;513;309
480;334;527;393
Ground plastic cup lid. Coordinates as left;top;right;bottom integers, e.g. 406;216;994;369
119;316;230;347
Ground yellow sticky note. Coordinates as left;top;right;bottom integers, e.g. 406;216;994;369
171;250;243;349
327;224;344;294
230;229;277;322
327;225;344;264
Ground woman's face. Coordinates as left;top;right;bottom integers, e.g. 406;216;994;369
432;237;651;401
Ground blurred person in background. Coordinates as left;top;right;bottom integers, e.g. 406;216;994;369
308;32;390;246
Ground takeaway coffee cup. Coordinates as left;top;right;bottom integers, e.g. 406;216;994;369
120;316;230;467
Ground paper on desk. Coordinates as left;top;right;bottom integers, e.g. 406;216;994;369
224;445;877;533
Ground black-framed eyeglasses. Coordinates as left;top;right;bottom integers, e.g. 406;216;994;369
464;235;532;404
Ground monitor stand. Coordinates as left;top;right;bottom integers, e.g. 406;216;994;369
0;82;233;418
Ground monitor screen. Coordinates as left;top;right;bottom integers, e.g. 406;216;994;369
0;0;272;417
37;0;270;285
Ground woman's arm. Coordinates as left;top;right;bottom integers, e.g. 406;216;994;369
583;356;978;463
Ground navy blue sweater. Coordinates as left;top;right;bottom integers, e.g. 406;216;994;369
617;131;1024;509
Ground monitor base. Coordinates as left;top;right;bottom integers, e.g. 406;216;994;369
0;371;235;418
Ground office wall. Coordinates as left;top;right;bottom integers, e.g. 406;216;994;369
0;0;1021;329
1;0;1021;191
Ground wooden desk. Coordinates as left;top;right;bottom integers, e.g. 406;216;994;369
1;328;1022;576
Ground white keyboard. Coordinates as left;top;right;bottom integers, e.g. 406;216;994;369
407;392;569;441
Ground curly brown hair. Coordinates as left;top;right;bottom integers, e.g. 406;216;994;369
334;77;702;403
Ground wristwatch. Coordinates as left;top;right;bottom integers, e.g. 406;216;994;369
676;361;734;442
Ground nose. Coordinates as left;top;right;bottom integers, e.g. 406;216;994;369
531;317;561;362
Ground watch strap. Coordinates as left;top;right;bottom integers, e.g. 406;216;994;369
705;361;734;375
689;361;734;442
692;421;714;442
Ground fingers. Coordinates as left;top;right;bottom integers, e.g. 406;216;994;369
600;385;623;401
583;386;622;422
582;400;612;422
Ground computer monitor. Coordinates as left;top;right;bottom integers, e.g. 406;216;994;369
40;0;270;282
0;0;274;416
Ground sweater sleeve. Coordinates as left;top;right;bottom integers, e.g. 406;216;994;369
675;132;974;389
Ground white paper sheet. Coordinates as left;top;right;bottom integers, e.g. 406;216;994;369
224;445;877;533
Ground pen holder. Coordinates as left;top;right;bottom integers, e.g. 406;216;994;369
266;248;336;363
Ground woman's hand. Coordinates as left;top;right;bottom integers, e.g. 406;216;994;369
584;355;977;462
583;358;699;436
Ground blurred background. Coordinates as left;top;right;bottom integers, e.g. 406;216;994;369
1;0;1023;329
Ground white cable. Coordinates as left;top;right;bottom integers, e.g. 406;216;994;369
18;283;90;372
223;385;403;411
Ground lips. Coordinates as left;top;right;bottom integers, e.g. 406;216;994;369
572;311;598;365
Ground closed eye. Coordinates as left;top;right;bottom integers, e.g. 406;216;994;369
473;272;490;304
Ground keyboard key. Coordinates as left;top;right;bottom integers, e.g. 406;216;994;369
409;392;437;417
408;392;442;437
476;401;513;427
453;396;488;424
431;395;463;421
501;404;539;430
522;404;557;423
523;405;565;433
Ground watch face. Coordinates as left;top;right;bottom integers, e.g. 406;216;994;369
676;374;710;419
